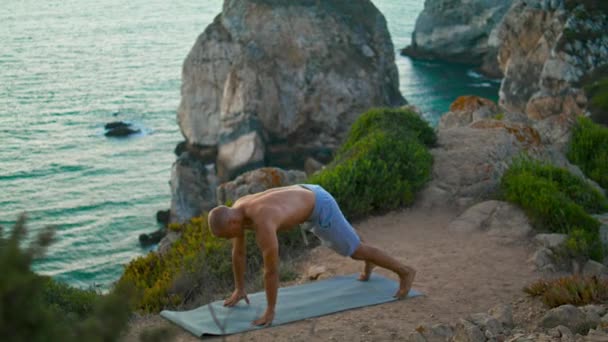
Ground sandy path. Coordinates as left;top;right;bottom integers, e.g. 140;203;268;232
124;207;540;341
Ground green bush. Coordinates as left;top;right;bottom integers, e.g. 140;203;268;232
568;116;608;189
340;107;437;151
119;215;309;313
41;276;99;321
0;214;133;342
501;157;607;261
310;107;435;218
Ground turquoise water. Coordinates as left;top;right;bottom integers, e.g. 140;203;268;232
0;0;499;288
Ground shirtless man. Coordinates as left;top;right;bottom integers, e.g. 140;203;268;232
208;184;416;326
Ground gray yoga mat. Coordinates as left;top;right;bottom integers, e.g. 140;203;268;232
160;273;422;337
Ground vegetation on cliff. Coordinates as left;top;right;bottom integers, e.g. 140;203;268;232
568;117;608;189
0;215;133;341
501;157;608;261
310;107;436;218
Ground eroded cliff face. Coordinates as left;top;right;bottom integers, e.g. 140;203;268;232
402;0;513;77
497;0;608;121
178;0;405;180
170;0;406;223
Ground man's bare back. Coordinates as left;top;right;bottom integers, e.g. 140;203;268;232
208;184;416;327
232;185;315;233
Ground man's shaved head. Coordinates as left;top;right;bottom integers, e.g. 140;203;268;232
208;205;241;238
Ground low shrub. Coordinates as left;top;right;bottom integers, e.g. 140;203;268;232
119;215;309;313
340;107;437;151
41;276;99;321
524;276;608;308
567;116;608;189
0;214;133;342
501;157;606;261
310;107;435;218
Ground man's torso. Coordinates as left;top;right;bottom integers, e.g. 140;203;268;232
233;185;315;232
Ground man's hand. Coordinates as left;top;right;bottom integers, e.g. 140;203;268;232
223;289;249;307
252;309;275;326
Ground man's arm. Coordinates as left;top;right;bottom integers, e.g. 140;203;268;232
253;224;279;326
223;233;249;307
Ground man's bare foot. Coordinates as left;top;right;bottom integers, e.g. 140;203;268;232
394;267;416;299
357;261;375;281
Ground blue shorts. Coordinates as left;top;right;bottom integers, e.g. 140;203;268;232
299;184;361;257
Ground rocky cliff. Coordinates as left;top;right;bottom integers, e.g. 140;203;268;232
170;0;405;222
497;0;608;123
178;0;404;178
402;0;513;77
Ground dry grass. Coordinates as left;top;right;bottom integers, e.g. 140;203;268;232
524;276;608;308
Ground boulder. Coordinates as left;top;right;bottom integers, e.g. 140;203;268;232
469;312;503;337
448;200;532;241
583;260;608;277
178;0;405;176
580;305;604;329
547;325;573;340
216;167;307;205
409;324;454;342
540;304;592;335
534;233;567;249
438;96;500;130
417;126;530;210
169;152;217;223
586;329;608;342
418;107;594;210
448;201;503;233
453;319;485;342
402;0;512;77
528;247;555;272
489;304;514;328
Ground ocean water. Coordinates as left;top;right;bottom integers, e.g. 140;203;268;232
0;0;500;288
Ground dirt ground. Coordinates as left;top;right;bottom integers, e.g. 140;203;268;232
124;206;542;341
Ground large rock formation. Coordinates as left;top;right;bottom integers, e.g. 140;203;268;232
496;0;608;121
178;0;405;180
402;0;513;77
170;0;406;224
419;95;592;211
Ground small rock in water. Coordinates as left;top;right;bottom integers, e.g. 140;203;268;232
104;121;140;137
139;228;167;247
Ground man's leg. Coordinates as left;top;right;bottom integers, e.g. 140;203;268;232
350;243;416;298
